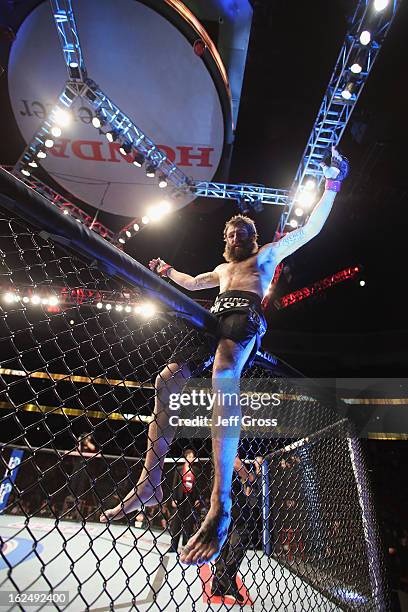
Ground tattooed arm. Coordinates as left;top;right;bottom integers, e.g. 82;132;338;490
148;258;221;290
259;190;337;263
167;268;220;291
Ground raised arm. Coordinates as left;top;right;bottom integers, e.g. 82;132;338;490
149;258;220;291
260;147;348;264
267;190;337;262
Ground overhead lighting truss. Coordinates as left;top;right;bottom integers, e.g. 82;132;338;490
82;80;190;189
13;0;193;206
114;182;289;246
13;83;81;176
11;0;402;255
191;181;289;207
276;0;401;237
2;165;115;243
51;0;86;81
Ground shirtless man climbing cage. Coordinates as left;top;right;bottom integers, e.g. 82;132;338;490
100;146;349;566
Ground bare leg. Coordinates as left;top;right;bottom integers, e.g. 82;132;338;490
100;362;191;522
180;337;256;565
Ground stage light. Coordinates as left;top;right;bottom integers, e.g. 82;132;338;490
51;126;62;138
119;142;133;156
69;319;75;325
53;108;71;127
31;295;40;305
137;302;156;318
37;150;47;159
45;138;54;148
118;237;126;244
92;114;105;129
28;160;38;168
21;167;31;177
158;174;168;188
48;296;59;306
359;280;366;286
145;164;156;178
22;296;29;304
115;304;123;312
142;216;150;224
374;0;388;11
289;219;298;229
305;178;316;191
350;63;362;74
96;302;103;309
148;207;162;222
133;152;144;168
4;293;15;304
359;31;371;45
298;191;315;207
125;230;132;238
147;200;172;222
160;200;171;214
68;61;80;79
41;298;49;305
106;303;112;310
341;83;354;100
133;223;140;232
294;207;304;217
125;306;132;313
106;130;118;143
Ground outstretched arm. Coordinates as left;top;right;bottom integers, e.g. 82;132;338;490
149;258;220;291
268;189;337;262
261;147;347;264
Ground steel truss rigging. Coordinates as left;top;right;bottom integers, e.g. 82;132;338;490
14;0;192;195
2;166;115;243
276;0;401;236
12;0;401;252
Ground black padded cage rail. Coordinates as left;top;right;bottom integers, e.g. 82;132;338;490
0;168;389;611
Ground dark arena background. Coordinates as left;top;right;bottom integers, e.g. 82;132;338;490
0;0;407;610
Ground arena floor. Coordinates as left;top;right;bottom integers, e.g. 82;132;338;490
0;515;340;611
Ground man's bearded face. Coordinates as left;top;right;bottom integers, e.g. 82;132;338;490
223;225;257;262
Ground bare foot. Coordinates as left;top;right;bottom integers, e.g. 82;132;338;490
99;482;163;523
179;500;231;566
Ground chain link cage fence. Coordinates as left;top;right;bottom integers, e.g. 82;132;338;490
0;168;388;610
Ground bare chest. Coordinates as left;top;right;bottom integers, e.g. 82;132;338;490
218;256;276;294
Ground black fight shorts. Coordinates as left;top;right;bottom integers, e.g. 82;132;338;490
169;291;267;375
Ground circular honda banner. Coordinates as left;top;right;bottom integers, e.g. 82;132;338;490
8;0;226;217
